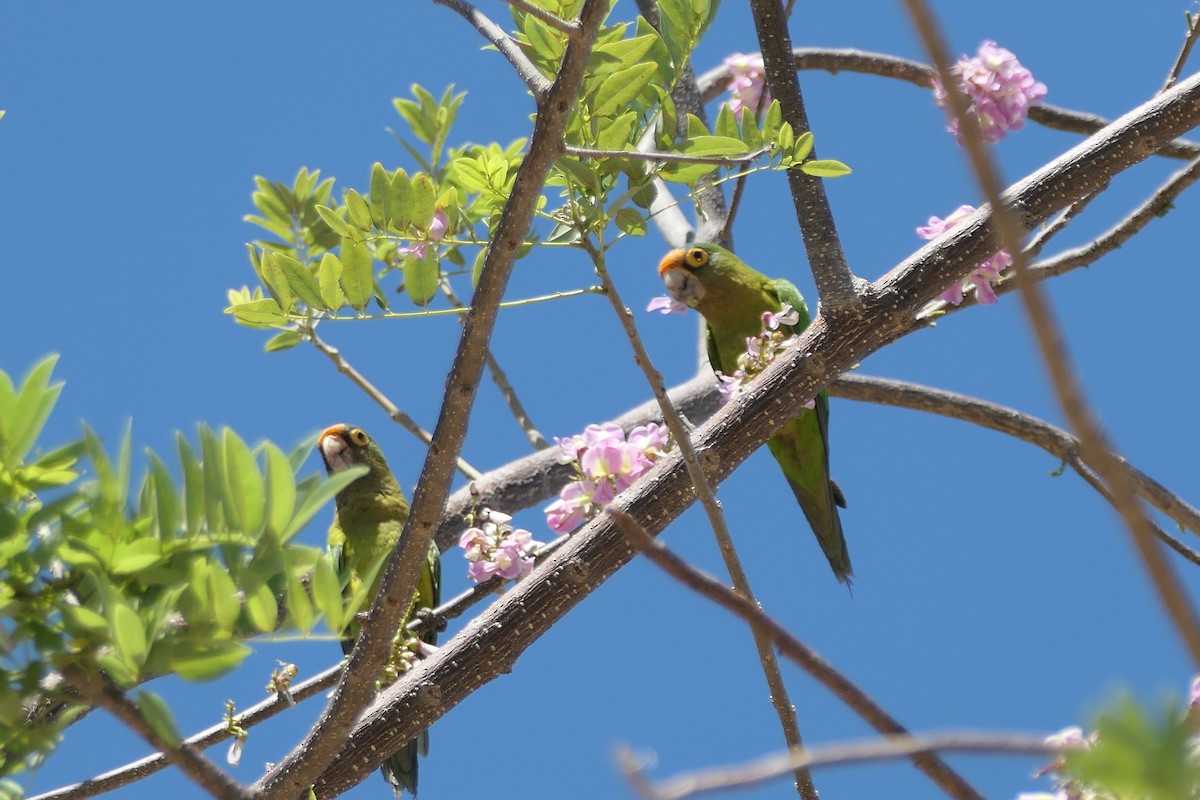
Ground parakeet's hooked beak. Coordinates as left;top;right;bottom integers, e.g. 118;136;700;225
317;424;354;474
658;249;705;306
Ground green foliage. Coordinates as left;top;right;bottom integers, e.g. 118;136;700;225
1063;693;1200;800
0;358;366;780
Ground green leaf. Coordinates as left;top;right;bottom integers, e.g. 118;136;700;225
286;573;314;633
369;162;392;227
404;251;440;306
259;251;295;311
274;252;326;310
314;205;352;238
799;159;852;178
284;465;367;540
171;642;253;682
339;239;374;311
592;62;658;117
792;130;814;163
388;169;414;231
312;552;344;633
177;434;204;536
111;538;164;575
410;174;436;233
136;691;181;746
262;442;296;539
227;298;286;328
222;428;264;536
207;562;240;633
264;331;302;353
740;109;763;151
777;122;795;156
147;452;179;539
343;189;372;232
615;208;647;236
110;602;148;670
243;576;278;633
596;112;637;153
590;33;658;75
3;355;63;462
761;99;783;143
317;253;347;311
714;104;740;140
660;136;749;184
62;605;108;637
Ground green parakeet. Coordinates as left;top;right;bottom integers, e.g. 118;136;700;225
317;423;441;796
657;243;852;583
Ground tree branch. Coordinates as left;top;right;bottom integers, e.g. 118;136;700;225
432;0;553;96
613;511;986;800
694;49;1200;162
747;1;859;314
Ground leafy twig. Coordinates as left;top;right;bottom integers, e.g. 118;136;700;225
902;0;1200;667
499;0;579;35
564;144;773;165
612;511;987;800
61;667;249;800
305;327;482;481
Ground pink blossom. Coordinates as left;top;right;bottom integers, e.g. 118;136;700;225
459;507;544;583
399;208;450;259
627;424;670;459
647;295;690;315
932;41;1047;144
724;53;769;120
715;371;743;403
917;204;1011;305
763;303;800;330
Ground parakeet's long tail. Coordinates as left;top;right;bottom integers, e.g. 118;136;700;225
769;435;853;585
383;737;427;797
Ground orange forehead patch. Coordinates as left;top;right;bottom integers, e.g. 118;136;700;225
318;423;348;443
657;249;687;275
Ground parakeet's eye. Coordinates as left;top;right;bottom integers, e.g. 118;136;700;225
684;247;710;268
348;428;369;446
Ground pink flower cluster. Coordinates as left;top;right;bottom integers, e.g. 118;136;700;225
916;205;1013;305
647;295;689;315
932;40;1047;144
544;423;672;534
400;208;449;259
724;52;769;120
715;305;813;409
459;507;543;584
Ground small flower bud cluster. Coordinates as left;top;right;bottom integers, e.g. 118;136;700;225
715;305;814;410
932;40;1047;144
544;423;672;534
917;205;1013;305
459;507;543;584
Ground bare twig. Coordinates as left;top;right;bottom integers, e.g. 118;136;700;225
432;0;552;96
1029;155;1200;277
565;144;772;165
305;327;482;480
903;0;1200;667
747;2;859;313
620;730;1054;800
439;280;549;449
61;667;249;800
693;49;1200;162
586;242;817;799
1163;12;1200;93
613;511;986;800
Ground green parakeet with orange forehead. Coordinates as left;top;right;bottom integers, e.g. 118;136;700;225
317;423;441;796
657;243;852;583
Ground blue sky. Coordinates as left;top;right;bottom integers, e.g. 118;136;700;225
4;1;1199;798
